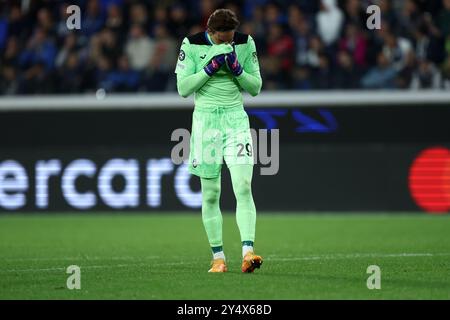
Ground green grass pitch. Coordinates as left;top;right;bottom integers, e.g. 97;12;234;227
0;213;449;299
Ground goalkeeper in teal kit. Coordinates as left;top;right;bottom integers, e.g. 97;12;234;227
175;9;263;273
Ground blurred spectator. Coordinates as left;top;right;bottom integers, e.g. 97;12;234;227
339;24;368;67
100;0;124;13
292;66;312;90
150;24;177;72
293;0;320;14
287;4;304;30
438;0;450;36
343;0;366;28
224;2;243;23
365;20;390;67
243;0;269;20
0;16;7;50
19;28;56;71
361;52;398;89
129;2;149;28
36;8;55;37
143;24;177;91
378;0;398;28
421;12;447;64
312;53;333;89
105;4;125;37
291;14;313;67
240;21;255;38
396;51;416;89
108;55;140;92
333;50;362;89
397;0;422;38
442;54;450;89
247;5;266;52
90;28;121;67
446;35;450;57
149;4;167;39
0;0;448;94
56;33;78;68
200;0;217;28
82;0;104;39
57;52;83;93
189;24;204;35
20;62;55;94
6;5;27;40
125;24;154;71
382;33;413;72
96;55;114;91
414;23;432;61
410;59;442;89
265;2;284;25
259;55;284;90
305;36;325;68
266;24;294;74
316;0;344;46
0;65;19;95
2;36;20;67
168;4;192;41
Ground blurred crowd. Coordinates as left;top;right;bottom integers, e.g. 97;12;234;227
0;0;449;94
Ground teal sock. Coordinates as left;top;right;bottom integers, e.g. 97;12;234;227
242;241;254;257
212;246;223;253
212;246;225;260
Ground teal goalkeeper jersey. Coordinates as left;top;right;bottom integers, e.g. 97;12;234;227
175;31;262;110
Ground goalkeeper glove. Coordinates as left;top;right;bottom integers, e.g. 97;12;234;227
204;54;226;76
225;48;243;76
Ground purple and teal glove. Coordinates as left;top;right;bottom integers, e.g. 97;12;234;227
204;54;226;76
225;49;243;76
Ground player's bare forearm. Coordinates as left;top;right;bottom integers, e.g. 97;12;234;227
176;70;210;98
236;70;262;97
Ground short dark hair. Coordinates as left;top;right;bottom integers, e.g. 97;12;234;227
207;9;239;32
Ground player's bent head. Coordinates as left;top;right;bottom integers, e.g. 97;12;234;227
207;8;239;44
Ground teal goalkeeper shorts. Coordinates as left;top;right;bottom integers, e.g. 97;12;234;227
189;105;254;178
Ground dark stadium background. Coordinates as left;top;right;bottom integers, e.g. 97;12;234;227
1;0;449;93
0;0;449;214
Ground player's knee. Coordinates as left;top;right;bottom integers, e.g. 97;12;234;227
203;186;221;205
233;178;252;200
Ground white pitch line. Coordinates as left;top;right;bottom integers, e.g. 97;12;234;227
0;261;196;274
2;255;161;262
1;253;449;274
265;252;450;261
0;264;145;273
